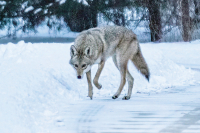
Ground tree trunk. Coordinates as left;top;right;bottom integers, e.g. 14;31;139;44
193;0;200;25
89;0;98;28
194;0;200;16
113;8;125;26
181;0;191;42
147;0;162;42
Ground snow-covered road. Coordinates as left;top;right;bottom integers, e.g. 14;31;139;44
55;83;200;133
0;41;200;133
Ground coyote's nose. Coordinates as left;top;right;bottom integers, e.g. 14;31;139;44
77;76;81;79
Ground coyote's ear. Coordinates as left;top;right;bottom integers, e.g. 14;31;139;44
85;47;91;56
70;45;77;56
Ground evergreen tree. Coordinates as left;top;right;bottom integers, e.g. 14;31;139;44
58;0;96;32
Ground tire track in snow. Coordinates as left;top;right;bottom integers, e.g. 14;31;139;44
77;104;104;133
191;68;200;72
159;108;200;133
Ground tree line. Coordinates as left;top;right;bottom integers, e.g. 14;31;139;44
0;0;200;42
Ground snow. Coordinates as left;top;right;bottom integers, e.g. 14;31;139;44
21;1;28;9
34;8;42;14
46;3;53;7
0;40;200;132
24;6;34;13
0;1;6;5
77;0;88;5
56;0;66;5
44;9;48;14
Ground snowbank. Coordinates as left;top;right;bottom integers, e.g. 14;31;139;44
0;41;198;132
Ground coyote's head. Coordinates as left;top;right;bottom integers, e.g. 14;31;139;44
69;45;92;79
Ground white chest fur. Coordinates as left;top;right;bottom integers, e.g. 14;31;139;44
94;56;102;64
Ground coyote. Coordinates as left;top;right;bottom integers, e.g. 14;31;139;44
69;26;150;100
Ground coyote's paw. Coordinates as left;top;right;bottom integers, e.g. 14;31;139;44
122;96;130;100
94;82;102;89
87;91;93;100
96;84;102;89
87;95;93;100
90;96;93;100
112;95;118;99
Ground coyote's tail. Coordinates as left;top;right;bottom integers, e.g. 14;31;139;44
131;46;150;81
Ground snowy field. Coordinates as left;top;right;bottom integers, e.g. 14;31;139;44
0;40;200;132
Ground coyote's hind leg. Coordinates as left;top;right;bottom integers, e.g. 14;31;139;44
122;70;134;100
112;54;127;99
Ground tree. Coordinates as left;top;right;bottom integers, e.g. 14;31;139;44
194;0;200;17
147;0;162;42
0;0;61;38
181;0;191;42
62;0;132;31
98;0;132;26
58;0;98;32
132;0;163;42
193;0;200;27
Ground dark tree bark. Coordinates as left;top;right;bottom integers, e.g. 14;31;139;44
89;0;99;28
194;0;200;16
147;0;162;42
113;8;125;26
193;0;200;25
181;0;191;42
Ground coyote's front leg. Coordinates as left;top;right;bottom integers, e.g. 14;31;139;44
93;61;105;89
86;70;93;100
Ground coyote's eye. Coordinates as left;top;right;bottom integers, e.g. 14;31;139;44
82;64;87;68
74;64;78;68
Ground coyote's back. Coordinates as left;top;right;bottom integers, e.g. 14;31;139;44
69;26;150;100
